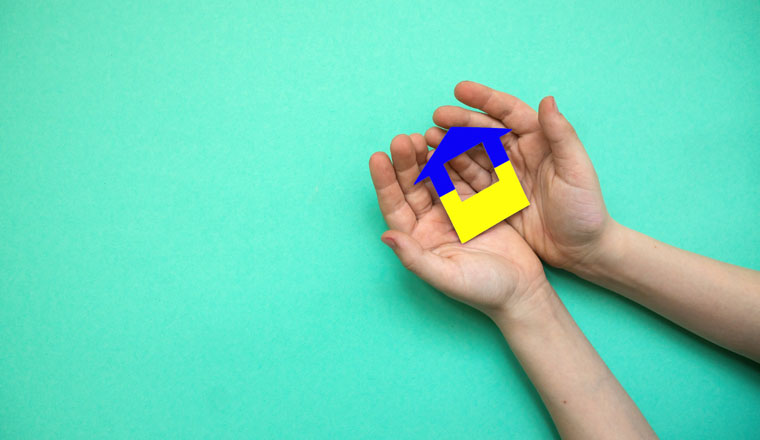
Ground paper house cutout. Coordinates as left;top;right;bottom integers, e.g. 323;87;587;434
415;127;530;242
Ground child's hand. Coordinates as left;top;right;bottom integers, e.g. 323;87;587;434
426;81;613;272
369;133;548;318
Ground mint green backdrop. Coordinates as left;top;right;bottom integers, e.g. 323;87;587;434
1;1;759;438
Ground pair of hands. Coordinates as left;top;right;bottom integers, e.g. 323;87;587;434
370;81;613;320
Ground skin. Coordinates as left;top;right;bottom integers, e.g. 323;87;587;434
369;81;760;438
369;132;547;315
427;81;760;362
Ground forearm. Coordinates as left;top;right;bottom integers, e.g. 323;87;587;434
573;221;760;361
493;284;655;440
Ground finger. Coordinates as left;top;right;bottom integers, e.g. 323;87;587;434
390;134;434;217
537;96;594;176
448;148;496;192
445;161;477;199
369;152;416;232
409;132;429;166
381;230;450;285
412;132;439;202
463;145;496;172
454;81;540;135
433;105;504;129
421;149;441;203
424;126;446;148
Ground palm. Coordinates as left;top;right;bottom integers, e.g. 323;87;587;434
426;82;609;269
370;133;544;313
504;132;606;268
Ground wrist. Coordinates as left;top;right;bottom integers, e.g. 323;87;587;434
567;219;630;280
487;278;558;330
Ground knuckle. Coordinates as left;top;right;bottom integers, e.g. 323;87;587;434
401;258;418;272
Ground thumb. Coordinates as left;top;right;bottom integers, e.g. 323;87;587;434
381;230;442;282
537;96;590;169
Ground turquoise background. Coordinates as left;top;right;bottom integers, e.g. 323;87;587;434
1;0;759;438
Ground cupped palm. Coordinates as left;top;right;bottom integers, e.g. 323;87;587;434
425;81;611;270
369;133;545;315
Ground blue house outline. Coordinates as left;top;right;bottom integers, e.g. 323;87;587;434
415;127;512;196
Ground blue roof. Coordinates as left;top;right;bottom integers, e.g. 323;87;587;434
415;126;512;195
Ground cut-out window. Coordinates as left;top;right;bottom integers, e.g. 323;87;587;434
445;143;500;201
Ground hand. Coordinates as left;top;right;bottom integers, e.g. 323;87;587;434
425;81;614;271
369;133;548;318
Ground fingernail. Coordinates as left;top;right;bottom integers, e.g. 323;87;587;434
381;236;397;249
548;96;558;112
